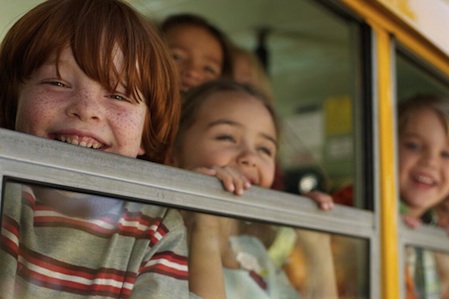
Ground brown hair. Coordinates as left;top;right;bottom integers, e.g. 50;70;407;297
160;13;234;78
0;0;180;163
175;79;280;148
398;94;449;138
231;45;273;102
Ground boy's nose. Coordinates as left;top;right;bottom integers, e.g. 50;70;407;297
65;90;102;121
182;61;202;80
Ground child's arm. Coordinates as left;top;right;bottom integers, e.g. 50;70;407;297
187;212;226;299
294;229;339;299
186;166;250;299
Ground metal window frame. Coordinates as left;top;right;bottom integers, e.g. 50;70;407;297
0;128;376;297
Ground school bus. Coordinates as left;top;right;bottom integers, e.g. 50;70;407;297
1;0;449;298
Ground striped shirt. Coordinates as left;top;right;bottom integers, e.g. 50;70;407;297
0;182;189;298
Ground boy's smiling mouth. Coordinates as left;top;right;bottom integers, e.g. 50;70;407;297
56;134;103;149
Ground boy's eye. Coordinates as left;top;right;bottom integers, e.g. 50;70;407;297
170;49;185;62
109;94;129;102
203;65;218;76
172;53;182;61
45;81;67;88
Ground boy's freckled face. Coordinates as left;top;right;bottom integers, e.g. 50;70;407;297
174;91;277;188
15;47;147;158
165;24;223;92
399;108;449;217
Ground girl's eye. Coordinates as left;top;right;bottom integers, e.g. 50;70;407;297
404;141;421;152
442;151;449;159
216;134;235;142
259;147;274;157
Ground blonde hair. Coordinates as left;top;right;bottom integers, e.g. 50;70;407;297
398;94;449;138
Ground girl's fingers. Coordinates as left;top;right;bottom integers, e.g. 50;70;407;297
193;167;217;176
214;166;251;195
304;191;334;211
192;166;251;196
402;214;422;228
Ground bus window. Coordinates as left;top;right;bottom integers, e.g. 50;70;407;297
396;52;449;100
132;0;370;210
396;48;449;299
1;1;376;297
405;246;449;299
0;180;190;296
1;179;370;298
0;2;371;208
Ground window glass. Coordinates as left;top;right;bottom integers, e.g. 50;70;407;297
1;180;369;298
1;2;367;209
0;180;189;296
405;246;449;299
396;50;449;299
396;53;449;99
131;0;365;208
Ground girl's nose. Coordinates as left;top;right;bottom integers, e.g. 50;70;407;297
420;151;438;168
237;148;258;167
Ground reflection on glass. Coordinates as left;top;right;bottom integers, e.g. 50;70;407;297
405;246;449;299
330;233;369;299
1;180;369;298
132;0;361;206
185;210;369;299
0;181;189;297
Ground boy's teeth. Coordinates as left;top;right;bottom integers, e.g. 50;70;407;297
57;135;102;149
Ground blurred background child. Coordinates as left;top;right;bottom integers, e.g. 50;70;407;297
160;13;234;92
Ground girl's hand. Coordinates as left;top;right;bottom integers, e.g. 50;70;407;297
401;214;422;228
193;166;251;195
303;191;334;211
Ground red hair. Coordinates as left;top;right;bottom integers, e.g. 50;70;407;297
0;0;180;163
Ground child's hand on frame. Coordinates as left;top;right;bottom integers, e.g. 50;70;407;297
401;214;422;229
193;166;252;195
303;191;335;211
